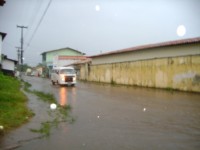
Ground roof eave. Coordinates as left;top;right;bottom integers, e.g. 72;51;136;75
89;37;200;58
41;47;84;55
0;32;7;40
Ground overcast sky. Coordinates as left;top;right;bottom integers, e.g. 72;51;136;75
0;0;200;66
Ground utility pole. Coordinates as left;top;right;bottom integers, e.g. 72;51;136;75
17;25;28;72
15;46;21;65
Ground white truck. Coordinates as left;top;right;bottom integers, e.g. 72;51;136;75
51;66;76;86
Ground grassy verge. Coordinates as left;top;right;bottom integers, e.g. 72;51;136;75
0;73;34;135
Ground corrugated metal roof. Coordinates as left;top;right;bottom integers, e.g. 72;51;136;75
90;37;200;58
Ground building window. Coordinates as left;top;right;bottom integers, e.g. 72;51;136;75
42;54;46;62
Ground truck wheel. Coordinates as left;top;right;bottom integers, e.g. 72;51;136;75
52;81;55;85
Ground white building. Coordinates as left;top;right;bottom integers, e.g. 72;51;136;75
0;32;6;68
1;55;18;76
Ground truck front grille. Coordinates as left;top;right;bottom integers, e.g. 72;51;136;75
65;76;73;82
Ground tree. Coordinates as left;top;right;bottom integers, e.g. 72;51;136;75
16;63;32;72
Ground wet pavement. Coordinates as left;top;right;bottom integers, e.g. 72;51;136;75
1;76;200;150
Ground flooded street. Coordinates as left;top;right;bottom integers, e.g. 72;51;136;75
1;76;200;150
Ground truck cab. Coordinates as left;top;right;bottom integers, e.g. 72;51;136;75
51;67;76;86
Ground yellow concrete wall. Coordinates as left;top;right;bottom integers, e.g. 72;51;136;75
80;63;88;80
81;55;200;92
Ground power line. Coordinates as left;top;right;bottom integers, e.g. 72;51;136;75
26;0;52;48
24;0;43;39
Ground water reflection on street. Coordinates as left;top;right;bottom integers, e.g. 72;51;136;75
59;87;67;106
1;76;200;150
58;86;77;106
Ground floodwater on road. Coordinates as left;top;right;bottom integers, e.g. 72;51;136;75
1;76;200;150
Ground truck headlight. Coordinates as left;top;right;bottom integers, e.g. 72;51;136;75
61;75;65;81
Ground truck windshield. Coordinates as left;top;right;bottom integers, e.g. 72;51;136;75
60;69;75;74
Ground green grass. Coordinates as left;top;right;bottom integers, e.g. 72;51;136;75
0;73;34;134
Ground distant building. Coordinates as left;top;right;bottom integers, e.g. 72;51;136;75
29;66;43;77
41;47;86;77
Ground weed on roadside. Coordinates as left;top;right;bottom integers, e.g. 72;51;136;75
30;104;73;137
22;80;74;137
30;121;52;137
32;90;56;103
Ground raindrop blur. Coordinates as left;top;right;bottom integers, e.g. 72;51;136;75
95;5;100;11
177;25;186;37
0;125;4;130
50;103;57;110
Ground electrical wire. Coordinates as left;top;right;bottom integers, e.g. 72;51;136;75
24;0;43;39
26;0;53;49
